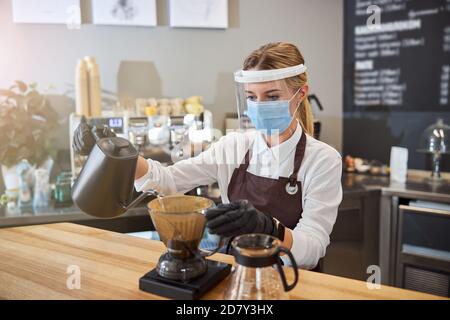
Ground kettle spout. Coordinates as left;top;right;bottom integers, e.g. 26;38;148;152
122;189;163;211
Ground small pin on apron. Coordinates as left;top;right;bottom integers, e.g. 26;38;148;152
285;182;299;195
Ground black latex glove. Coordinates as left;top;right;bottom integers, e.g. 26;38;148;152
72;116;116;156
205;199;284;240
91;124;116;141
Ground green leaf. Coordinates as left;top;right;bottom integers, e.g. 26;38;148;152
26;90;39;99
0;81;59;166
0;194;10;206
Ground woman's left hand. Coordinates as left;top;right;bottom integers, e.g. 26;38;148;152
205;199;284;240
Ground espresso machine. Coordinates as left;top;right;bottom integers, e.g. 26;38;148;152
69;110;215;178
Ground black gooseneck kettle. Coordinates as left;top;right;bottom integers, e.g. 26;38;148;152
71;137;159;218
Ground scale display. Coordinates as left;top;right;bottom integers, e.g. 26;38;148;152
108;117;123;129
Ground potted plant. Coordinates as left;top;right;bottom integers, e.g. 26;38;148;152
0;81;59;196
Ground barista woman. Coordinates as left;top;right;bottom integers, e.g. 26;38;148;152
73;42;342;270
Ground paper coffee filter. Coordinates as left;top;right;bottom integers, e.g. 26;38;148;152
148;195;213;243
150;211;206;242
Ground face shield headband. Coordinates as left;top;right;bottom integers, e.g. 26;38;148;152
234;64;307;84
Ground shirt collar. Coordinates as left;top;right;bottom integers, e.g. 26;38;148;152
252;123;303;163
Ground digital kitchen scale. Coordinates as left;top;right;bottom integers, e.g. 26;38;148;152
139;260;232;300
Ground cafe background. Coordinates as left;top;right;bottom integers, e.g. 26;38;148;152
0;0;449;298
0;0;343;151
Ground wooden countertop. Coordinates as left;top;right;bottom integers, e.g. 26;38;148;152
0;223;444;300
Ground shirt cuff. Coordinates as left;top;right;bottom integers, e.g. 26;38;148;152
281;231;304;267
281;229;319;269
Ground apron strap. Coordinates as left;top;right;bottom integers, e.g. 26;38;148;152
240;148;251;171
288;132;307;186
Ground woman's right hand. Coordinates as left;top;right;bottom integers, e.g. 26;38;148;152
72;117;149;181
72;117;116;156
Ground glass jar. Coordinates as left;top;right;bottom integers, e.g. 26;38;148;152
54;172;73;207
224;234;299;300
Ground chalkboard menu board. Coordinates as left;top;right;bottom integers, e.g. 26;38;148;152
344;0;450;170
344;0;450;111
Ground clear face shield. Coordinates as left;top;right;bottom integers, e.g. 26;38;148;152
234;64;307;136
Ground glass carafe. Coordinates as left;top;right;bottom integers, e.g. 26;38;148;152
224;234;299;300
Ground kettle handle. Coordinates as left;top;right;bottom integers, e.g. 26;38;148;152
275;246;299;292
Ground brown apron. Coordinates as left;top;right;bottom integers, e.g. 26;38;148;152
227;132;322;272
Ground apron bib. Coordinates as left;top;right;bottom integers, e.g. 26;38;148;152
228;132;306;229
227;132;322;271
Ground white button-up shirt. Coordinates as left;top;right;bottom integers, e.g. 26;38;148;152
135;124;343;269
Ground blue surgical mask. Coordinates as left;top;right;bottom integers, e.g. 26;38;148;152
246;88;302;135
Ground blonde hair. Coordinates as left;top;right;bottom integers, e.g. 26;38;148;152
243;42;315;136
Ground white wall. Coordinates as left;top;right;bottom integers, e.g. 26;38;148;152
0;0;343;151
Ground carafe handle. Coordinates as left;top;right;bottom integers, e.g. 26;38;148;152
275;246;299;292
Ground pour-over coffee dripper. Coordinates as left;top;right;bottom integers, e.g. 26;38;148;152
139;195;232;299
148;195;214;281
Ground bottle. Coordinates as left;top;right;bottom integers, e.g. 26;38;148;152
33;169;50;209
84;56;102;117
16;161;33;209
75;59;90;117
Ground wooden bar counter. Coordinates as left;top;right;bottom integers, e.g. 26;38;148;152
0;223;444;300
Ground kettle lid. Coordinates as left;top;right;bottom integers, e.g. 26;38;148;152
97;137;139;159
